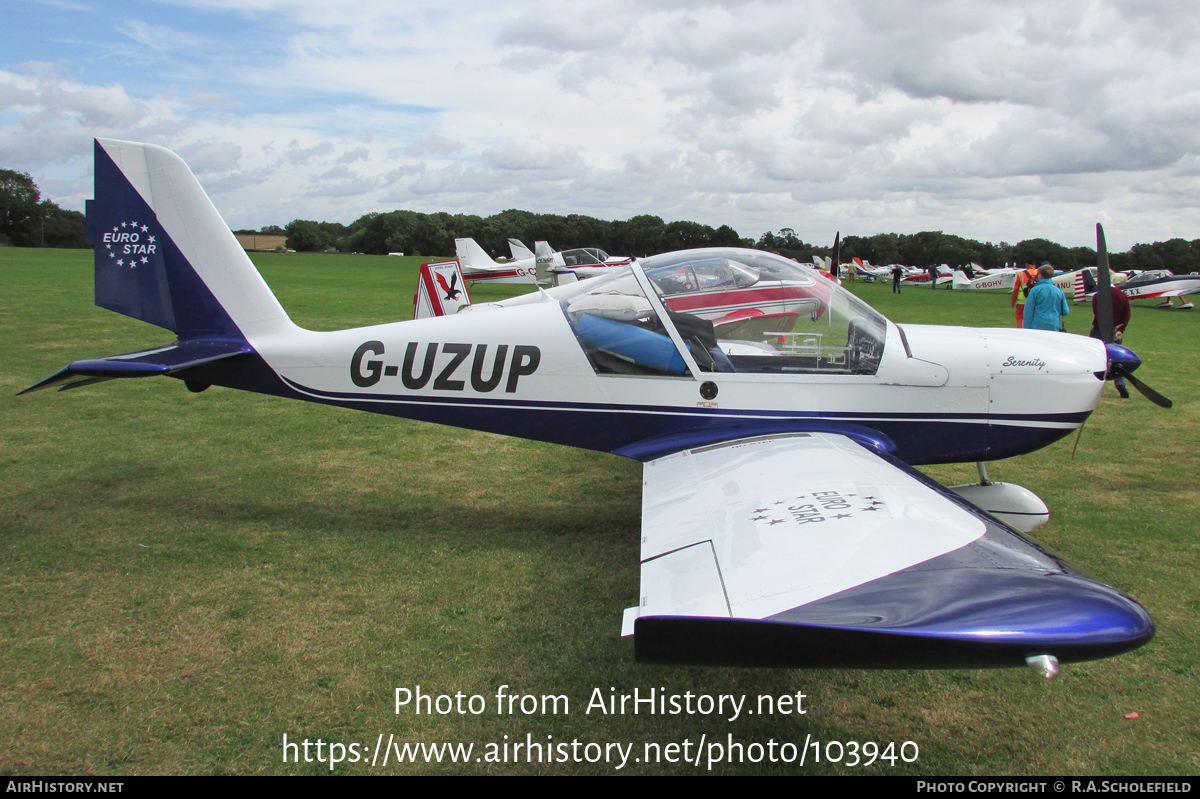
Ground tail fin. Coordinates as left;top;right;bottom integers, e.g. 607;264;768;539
413;261;472;319
454;237;499;270
87;139;293;341
24;139;291;394
952;270;971;290
508;238;533;261
535;240;556;284
1075;268;1097;303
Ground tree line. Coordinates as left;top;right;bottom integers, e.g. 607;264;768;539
269;211;1200;274
4;166;1199;274
0;170;86;248
267;209;743;260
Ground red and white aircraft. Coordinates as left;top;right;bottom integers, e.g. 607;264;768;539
454;237;539;284
1115;270;1200;308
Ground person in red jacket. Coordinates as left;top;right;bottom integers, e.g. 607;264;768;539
1091;286;1132;398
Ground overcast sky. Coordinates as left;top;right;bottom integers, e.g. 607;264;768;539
3;0;1199;249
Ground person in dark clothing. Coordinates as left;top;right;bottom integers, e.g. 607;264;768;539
1091;286;1132;398
892;264;903;293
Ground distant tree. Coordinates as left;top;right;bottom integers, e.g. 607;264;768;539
39;203;86;248
1150;238;1197;274
0;169;87;247
899;231;944;268
1011;238;1078;270
1127;242;1163;273
0;169;42;246
1070;246;1097;270
318;221;348;252
285;219;333;252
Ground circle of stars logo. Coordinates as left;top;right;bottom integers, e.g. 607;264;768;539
746;493;887;527
104;219;157;269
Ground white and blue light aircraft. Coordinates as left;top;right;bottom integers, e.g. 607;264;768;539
24;140;1160;674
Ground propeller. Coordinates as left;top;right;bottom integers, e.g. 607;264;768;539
1095;223;1172;409
832;231;841;278
1116;367;1173;408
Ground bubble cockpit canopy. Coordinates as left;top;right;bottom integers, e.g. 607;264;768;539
559;249;887;377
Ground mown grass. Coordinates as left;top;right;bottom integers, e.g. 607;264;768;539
1;249;1197;775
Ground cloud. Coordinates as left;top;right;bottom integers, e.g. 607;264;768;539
284;140;334;165
5;1;1200;247
335;147;369;164
177;139;243;174
403;134;463;157
482;139;584;173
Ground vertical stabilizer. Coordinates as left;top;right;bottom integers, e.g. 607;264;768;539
454;237;498;270
414;261;472;318
508;238;534;261
534;241;556;284
87;139;294;342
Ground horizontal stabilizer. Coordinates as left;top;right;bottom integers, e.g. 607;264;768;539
19;339;253;394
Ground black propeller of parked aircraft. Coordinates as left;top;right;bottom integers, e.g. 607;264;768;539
1094;223;1172;409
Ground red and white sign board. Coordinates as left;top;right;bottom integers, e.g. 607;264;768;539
414;260;472;319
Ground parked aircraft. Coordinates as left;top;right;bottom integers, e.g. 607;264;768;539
1052;267;1128;302
903;264;954;286
1114;270;1200;308
454;237;538;284
533;241;634;285
951;269;1019;291
24;140;1161;673
852;258;891;281
426;251;844;342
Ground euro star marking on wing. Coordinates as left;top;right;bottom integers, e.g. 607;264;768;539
747;490;867;526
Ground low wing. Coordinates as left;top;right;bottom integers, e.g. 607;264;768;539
19;339;252;394
627;433;1152;669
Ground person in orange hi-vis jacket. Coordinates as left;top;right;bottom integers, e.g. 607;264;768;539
1011;262;1042;326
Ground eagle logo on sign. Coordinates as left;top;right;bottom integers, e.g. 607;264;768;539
436;270;462;301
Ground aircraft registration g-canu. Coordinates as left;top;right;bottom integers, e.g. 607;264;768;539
24;139;1160;675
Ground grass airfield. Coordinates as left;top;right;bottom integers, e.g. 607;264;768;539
1;248;1197;775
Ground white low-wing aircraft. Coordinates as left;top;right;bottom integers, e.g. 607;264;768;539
24;140;1159;673
533;241;635;285
951;268;1019;291
454;237;539;284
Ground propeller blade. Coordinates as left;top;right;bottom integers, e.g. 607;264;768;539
833;231;841;275
1096;223;1116;343
1115;365;1173;409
